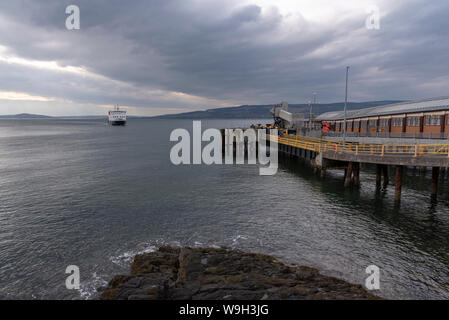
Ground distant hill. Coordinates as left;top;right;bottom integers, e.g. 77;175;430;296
0;101;405;119
0;113;53;119
153;101;404;119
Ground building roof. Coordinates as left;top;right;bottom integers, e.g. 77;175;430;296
314;96;449;121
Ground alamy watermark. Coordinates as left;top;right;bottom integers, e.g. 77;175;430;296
64;5;379;31
169;121;278;175
365;264;380;290
65;265;80;290
65;5;80;30
63;263;380;292
366;5;380;30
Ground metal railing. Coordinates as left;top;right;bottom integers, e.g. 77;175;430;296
269;134;449;158
322;131;449;140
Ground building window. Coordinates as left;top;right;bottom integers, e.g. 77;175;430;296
392;118;403;127
433;116;441;126
369;120;377;127
407;117;420;127
361;121;367;129
348;122;353;130
425;115;441;126
354;121;360;129
380;119;389;127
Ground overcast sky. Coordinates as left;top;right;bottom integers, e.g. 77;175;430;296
0;0;448;116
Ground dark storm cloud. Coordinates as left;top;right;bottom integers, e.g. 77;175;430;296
1;0;449;115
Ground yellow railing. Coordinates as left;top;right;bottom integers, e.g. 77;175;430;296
269;135;449;158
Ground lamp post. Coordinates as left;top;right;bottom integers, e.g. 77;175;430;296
312;92;316;130
343;66;349;146
308;101;312;129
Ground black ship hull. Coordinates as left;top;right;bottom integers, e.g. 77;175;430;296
109;120;126;126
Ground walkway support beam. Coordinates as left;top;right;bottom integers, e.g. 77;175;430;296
382;165;389;186
353;162;360;186
395;165;403;201
431;167;439;198
376;164;382;186
344;162;353;188
321;167;326;178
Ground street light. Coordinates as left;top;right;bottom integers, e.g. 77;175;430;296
308;101;312;129
308;93;317;130
312;92;316;129
343;66;349;146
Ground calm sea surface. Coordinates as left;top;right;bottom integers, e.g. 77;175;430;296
0;118;448;299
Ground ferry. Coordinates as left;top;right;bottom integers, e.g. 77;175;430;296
108;105;127;126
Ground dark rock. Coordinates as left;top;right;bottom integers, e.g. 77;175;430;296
96;286;107;292
100;246;381;300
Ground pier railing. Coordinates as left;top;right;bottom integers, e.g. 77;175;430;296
322;131;449;140
269;134;449;158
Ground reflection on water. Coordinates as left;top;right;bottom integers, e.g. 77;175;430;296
279;153;449;299
0;118;448;299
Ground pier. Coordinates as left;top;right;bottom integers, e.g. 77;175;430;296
271;133;449;201
251;97;449;201
221;96;449;201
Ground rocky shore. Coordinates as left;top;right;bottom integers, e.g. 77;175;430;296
100;246;379;300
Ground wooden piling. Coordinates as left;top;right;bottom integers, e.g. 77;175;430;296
382;165;389;186
320;167;326;178
344;162;353;188
419;166;426;175
353;163;360;186
431;167;439;198
394;165;403;201
376;164;382;185
440;167;446;179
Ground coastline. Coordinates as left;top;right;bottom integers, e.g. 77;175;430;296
100;246;380;300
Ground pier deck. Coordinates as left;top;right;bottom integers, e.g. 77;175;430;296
270;134;449;201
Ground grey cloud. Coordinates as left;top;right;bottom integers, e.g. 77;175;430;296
1;0;449;115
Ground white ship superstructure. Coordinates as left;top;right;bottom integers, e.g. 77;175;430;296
108;105;127;125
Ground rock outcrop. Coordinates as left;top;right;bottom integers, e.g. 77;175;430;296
100;246;379;300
